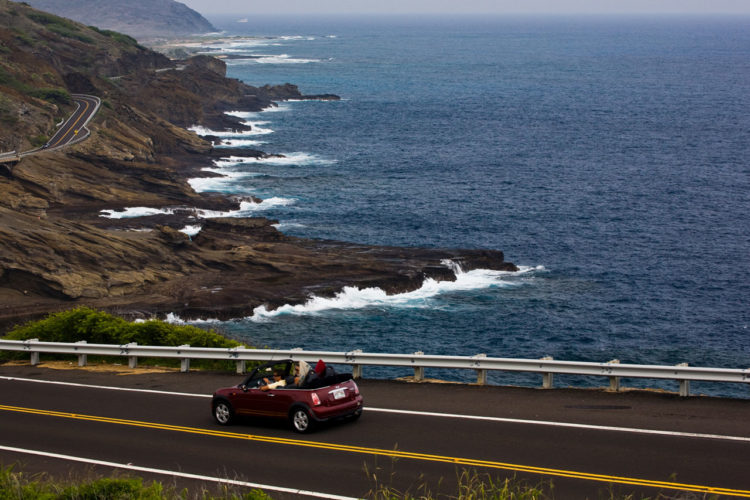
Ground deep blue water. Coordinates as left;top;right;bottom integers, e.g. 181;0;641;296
191;15;750;397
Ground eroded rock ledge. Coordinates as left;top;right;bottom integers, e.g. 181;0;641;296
0;3;517;328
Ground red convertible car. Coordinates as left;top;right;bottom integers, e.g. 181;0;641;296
212;359;363;433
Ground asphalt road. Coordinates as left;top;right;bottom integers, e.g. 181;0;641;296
0;94;99;164
43;94;99;150
1;364;749;499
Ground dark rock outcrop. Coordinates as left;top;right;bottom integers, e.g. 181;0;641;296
0;1;517;329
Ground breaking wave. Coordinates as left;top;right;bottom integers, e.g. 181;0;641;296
213;138;267;148
249;263;544;322
99;199;295;221
226;104;291;118
254;54;321;64
189;124;274;137
187;168;263;193
196;198;296;218
180;225;202;237
213;153;334;167
100;207;174;218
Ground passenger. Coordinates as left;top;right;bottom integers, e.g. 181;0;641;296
285;360;311;388
260;371;286;391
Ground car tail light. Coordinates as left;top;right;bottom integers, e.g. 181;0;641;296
311;392;321;406
352;382;360;395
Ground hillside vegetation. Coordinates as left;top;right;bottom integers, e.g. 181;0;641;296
24;0;217;40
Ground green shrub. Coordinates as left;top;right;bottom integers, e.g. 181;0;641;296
27;11;76;30
1;308;250;370
4;307;242;349
89;26;140;48
28;88;70;105
48;24;94;44
29;134;48;147
11;28;34;46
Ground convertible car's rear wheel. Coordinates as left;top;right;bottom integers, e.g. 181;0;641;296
290;407;314;433
213;400;234;425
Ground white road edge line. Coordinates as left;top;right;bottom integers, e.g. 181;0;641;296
0;445;358;500
3;375;749;443
0;376;209;398
364;407;750;443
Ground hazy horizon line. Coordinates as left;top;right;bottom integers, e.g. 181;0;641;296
201;11;750;17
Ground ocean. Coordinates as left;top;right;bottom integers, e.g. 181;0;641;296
183;14;750;397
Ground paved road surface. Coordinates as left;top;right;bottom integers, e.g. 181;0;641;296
0;94;99;164
43;94;99;150
1;364;748;499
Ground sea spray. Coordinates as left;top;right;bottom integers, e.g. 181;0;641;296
249;263;540;322
100;207;175;218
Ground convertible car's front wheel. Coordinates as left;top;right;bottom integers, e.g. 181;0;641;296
213;400;234;426
290;407;314;433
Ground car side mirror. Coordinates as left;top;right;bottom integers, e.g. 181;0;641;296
239;384;247;392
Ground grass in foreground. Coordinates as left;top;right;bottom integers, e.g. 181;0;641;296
0;465;271;500
365;466;721;500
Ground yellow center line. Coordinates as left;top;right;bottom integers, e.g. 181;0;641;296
2;404;748;497
51;98;90;147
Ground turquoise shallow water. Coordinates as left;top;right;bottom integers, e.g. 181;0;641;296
187;14;750;397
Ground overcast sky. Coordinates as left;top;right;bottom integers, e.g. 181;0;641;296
179;0;750;16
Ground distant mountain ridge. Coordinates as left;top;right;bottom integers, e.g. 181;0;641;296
24;0;217;40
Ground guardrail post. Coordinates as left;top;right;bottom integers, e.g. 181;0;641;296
26;338;40;365
607;359;621;392
232;346;246;374
179;344;191;372
677;363;690;397
472;353;487;385
346;349;363;379
541;356;554;389
123;342;138;368
412;351;425;381
76;340;87;367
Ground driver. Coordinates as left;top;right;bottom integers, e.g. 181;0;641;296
260;371;286;391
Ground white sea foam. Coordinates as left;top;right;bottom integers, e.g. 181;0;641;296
254;54;320;64
187;167;263;192
226;104;291;119
279;35;316;41
249;262;541;322
165;313;220;324
100;207;174;219
213;138;266;148
273;222;306;231
194;198;295;218
240;121;275;135
189;125;273;138
180;225;202;237
213;153;334;168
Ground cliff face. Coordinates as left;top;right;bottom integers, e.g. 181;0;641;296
0;1;517;329
23;0;217;40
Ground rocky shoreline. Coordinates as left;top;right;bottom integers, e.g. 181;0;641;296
0;2;517;330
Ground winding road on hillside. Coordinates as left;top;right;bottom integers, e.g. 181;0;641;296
0;94;99;164
1;366;749;499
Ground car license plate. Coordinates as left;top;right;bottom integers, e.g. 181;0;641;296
331;388;346;400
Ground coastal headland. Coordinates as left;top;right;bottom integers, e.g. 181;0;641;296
0;1;517;329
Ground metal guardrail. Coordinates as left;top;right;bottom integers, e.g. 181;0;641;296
1;339;748;396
